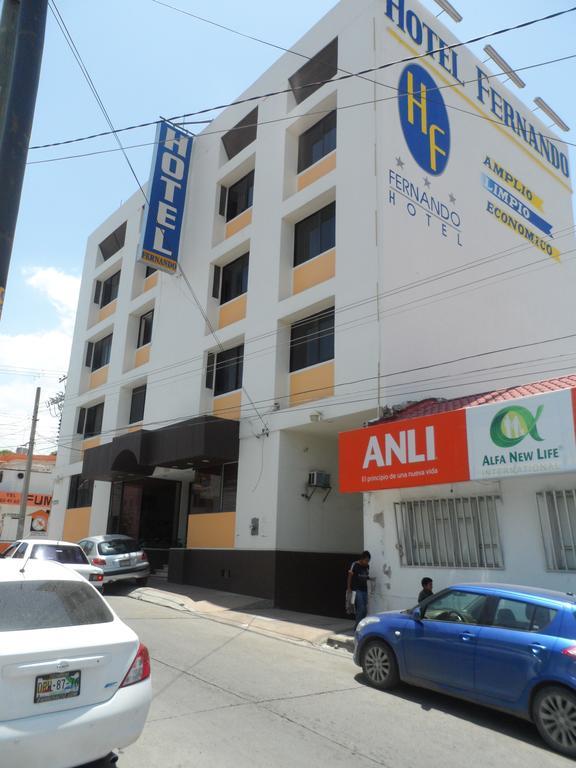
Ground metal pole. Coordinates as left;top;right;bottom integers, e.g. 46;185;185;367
0;0;20;138
16;385;40;539
0;0;48;320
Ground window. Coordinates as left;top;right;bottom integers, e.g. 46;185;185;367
294;202;335;266
129;385;146;424
394;496;503;568
220;254;249;304
137;310;154;347
289;308;334;372
88;334;112;371
78;540;94;555
222;108;258;160
190;462;238;514
67;475;94;508
77;402;104;438
100;271;120;307
422;590;490;625
289;38;338;105
298;111;336;172
214;344;243;396
492;597;557;632
145;266;156;277
225;170;254;221
537;490;576;571
31;544;89;565
99;221;126;261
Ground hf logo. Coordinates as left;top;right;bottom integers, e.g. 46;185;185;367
398;64;450;176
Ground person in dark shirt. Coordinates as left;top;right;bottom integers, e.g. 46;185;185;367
347;551;371;628
418;577;434;604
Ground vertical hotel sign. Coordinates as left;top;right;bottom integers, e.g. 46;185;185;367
139;121;193;275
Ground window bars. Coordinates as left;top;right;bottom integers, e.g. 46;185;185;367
537;490;576;571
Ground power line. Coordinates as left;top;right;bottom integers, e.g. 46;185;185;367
30;7;576;153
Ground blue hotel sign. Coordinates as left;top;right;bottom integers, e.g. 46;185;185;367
139;121;193;275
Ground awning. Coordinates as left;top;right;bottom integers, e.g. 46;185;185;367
82;416;239;481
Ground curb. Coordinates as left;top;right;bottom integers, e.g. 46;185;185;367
325;634;354;653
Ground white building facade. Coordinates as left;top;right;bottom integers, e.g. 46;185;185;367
51;0;575;615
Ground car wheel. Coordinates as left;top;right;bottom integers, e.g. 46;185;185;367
361;640;399;690
533;685;576;757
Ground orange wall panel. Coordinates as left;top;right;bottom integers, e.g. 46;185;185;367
225;208;252;239
89;366;108;390
98;300;116;323
290;361;334;407
143;272;158;291
293;248;335;294
213;390;242;420
134;345;151;368
218;294;247;328
187;512;236;548
62;507;91;542
297;152;336;192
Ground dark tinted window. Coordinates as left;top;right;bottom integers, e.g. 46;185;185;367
92;334;112;371
226;171;254;221
129;385;146;424
31;544;89;565
222;108;258;160
493;597;558;632
289;38;338;105
99;222;126;261
137;310;154;347
294;202;335;267
298;111;336;172
0;581;113;631
221;254;249;304
79;540;94;555
100;271;120;307
68;475;94;509
214;344;244;396
290;308;334;372
98;538;140;555
84;402;104;438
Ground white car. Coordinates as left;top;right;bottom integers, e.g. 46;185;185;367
0;559;152;768
1;539;104;590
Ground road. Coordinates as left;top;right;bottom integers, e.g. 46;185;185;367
109;595;573;768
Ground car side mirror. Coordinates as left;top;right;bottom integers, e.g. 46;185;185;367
411;606;423;621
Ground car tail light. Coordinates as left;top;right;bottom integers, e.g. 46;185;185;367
120;643;151;687
140;552;148;562
89;573;104;582
91;557;106;566
562;646;576;658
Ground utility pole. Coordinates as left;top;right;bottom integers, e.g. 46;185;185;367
0;0;49;320
16;385;40;539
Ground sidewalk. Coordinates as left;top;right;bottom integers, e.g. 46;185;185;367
123;576;355;651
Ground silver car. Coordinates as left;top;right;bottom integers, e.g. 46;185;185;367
78;535;150;587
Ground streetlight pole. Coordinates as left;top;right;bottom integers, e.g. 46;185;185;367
16;385;40;539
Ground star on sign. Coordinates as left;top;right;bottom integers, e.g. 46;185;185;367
423;177;431;188
395;156;405;169
449;193;457;204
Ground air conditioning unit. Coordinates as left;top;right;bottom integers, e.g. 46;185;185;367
308;471;331;489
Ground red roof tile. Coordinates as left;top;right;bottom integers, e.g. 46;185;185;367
381;374;576;422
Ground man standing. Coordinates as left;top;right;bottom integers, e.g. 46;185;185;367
347;551;371;628
418;577;434;604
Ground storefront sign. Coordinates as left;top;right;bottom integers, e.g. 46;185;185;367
466;390;576;480
339;410;469;492
339;388;576;492
139;121;193;275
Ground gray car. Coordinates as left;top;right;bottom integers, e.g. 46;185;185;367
78;535;150;587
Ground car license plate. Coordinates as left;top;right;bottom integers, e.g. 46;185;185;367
117;556;130;567
34;670;81;703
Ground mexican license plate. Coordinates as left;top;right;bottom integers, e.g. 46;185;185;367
34;670;81;703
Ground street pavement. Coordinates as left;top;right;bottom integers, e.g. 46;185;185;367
107;592;574;768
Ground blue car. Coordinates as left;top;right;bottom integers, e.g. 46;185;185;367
354;583;576;757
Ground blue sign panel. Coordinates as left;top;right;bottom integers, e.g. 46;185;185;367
139;121;193;274
482;174;552;236
398;64;450;176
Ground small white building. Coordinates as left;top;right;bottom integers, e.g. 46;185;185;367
0;454;55;544
50;0;575;615
339;376;576;612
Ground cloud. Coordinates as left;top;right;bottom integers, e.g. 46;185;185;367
0;268;80;453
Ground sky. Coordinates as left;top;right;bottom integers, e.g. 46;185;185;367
1;0;575;453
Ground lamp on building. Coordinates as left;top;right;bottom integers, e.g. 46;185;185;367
432;0;463;22
483;45;526;88
533;97;570;132
309;411;323;423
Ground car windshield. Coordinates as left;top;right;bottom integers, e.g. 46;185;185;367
98;539;140;555
0;580;113;631
31;544;89;565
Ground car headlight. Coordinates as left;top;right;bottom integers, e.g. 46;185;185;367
356;616;380;631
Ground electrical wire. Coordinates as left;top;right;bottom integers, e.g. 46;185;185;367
30;6;576;153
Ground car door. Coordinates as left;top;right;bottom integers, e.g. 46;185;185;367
474;597;559;704
401;589;489;692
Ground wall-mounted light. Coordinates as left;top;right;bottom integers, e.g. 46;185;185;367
483;45;525;88
309;411;323;422
533;97;570;132
432;0;463;23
